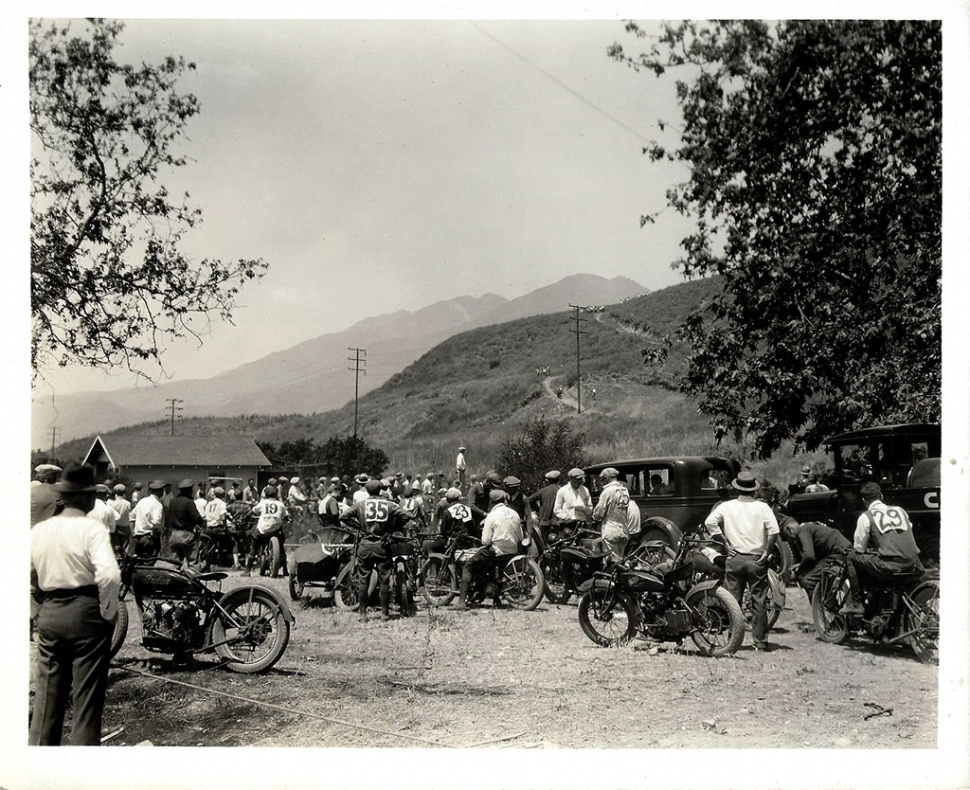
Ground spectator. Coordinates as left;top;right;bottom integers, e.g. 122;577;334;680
109;484;132;555
553;468;593;528
130;480;166;557
87;485;117;535
29;462;121;746
468;470;502;528
129;481;143;505
31;464;62;527
649;474;673;496
528;470;561;540
242;479;257;504
704;471;780;652
401;481;428;531
804;474;830;494
169;480;206;570
456;446;467;492
287;477;308;512
352;474;370;504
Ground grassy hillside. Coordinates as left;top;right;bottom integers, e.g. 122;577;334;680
54;277;827;487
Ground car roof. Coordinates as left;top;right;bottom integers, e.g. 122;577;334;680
584;456;733;471
824;423;940;445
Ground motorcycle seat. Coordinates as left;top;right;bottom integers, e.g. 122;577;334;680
186;570;228;582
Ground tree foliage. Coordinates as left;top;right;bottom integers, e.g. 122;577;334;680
30;18;268;378
498;417;586;492
610;21;941;456
257;436;389;479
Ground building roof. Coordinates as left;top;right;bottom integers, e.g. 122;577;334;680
84;435;271;469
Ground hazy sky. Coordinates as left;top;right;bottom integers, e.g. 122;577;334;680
28;16;699;400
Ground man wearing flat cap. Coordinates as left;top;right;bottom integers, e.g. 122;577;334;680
468;470;503;530
31;464;63;527
528;470;562;542
109;485;132;554
29;462;121;745
593;468;640;560
130;479;166;557
453;489;522;610
87;484;118;534
168;480;206;570
554;468;593;529
456;446;467;492
704;470;780;651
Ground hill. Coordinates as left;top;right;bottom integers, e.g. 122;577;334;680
31;273;646;446
55;277;747;467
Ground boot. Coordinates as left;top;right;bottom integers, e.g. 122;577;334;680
451;575;470;609
380;588;391;622
358;582;369;622
839;595;865;617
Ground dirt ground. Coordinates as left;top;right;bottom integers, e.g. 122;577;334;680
28;572;938;751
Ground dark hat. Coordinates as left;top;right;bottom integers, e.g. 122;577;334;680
489;489;507;503
264;486;278;498
148;479;166;492
133;482;143;490
365;479;383;495
355;474;369;484
503;476;521;488
214;487;225;496
732;471;760;492
485;471;503;485
178;479;195;490
544;470;561;481
53;463;98;493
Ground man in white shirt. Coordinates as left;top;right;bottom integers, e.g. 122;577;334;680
456;446;467;492
109;484;132;553
704;470;779;651
554;468;593;527
87;484;118;535
30;462;121;746
130;479;166;557
453;490;523;610
592;468;639;560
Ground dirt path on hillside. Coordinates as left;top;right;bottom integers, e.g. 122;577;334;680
543;375;580;411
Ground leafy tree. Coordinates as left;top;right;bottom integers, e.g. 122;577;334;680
610;21;941;456
499;417;586;492
30;18;267;378
257;436;389;479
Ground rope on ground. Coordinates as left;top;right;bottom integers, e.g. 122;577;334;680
112;664;456;748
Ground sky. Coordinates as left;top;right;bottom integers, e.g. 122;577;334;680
26;15;700;400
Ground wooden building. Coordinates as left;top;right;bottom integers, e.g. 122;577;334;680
82;435;271;490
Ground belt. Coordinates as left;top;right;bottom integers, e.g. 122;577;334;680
43;585;98;600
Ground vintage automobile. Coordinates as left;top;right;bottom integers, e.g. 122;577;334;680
584;456;742;549
785;424;941;562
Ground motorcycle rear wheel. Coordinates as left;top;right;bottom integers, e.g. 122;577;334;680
906;583;940;664
288;563;304;601
420;557;457;606
396;563;416;616
578;588;637;647
540;554;571;605
688;587;745;657
211;589;290;673
108;599;130;659
811;573;849;644
334;561;363;612
501;556;544;611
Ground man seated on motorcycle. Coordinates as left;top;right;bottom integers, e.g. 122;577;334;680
226;497;253;570
353;478;414;622
840;482;923;616
452;489;522;610
422;487;473;555
247;486;288;576
781;519;850;600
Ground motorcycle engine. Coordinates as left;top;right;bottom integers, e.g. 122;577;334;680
142;598;205;647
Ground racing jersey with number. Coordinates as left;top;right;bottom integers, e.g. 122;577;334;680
354;496;411;538
854;500;920;560
253;497;287;534
439;502;473;538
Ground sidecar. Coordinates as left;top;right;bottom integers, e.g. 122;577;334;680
287;526;355;602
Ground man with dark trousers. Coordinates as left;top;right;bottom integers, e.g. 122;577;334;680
781;519;851;600
528;470;562;541
30;462;121;745
168;479;206;571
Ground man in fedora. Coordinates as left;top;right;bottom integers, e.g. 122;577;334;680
704;470;780;651
29;462;121;745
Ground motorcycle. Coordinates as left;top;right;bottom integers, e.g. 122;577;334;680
811;556;940;663
421;535;545;611
109;555;294;673
333;530;422;616
576;536;746;656
538;524;613;605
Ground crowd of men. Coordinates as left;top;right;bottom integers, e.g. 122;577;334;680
28;448;925;746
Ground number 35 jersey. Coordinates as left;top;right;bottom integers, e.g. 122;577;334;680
354;496;412;538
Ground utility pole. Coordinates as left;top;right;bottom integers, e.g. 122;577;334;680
348;348;366;438
49;426;59;462
165;399;184;435
568;304;590;414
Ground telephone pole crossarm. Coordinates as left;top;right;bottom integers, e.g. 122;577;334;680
348;347;367;438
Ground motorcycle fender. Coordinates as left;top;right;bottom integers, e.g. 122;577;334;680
333;556;358;588
578;579;594;594
684;578;722;602
909;578;940;600
579;576;614;594
641;516;684;549
218;584;295;624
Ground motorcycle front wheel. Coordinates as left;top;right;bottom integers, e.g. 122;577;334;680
906;583;940;664
501;556;544;611
687;586;745;656
288;562;304;601
333;561;363;612
108;599;130;659
811;573;849;644
395;562;417;616
420;556;457;606
578;588;637;647
211;589;291;673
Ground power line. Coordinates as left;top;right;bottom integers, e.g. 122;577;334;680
165;399;183;436
467;21;652;146
348;348;366;438
568;304;591;414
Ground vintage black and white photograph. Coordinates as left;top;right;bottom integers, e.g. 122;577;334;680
6;2;969;789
